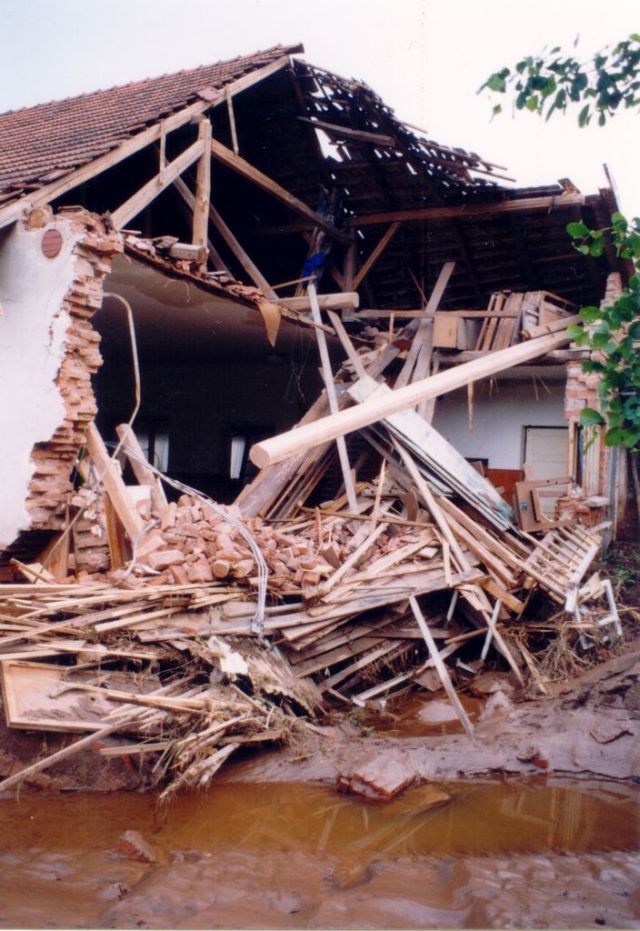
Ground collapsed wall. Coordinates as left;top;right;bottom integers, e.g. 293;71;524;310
0;207;122;552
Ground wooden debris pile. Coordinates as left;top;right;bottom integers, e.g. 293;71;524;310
0;275;618;793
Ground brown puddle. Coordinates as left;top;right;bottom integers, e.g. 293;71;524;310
1;779;639;928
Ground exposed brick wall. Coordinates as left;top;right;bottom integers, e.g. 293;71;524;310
24;209;122;533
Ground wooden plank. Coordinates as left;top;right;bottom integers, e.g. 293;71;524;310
352;222;401;289
346;193;586;228
250;328;572;469
395;262;455;390
307;282;359;513
115;424;168;512
409;597;474;735
210;137;348;244
297;116;396;146
192;118;212;258
225;86;240;154
111;138;204;229
86;423;144;543
103;494;128;570
350;375;511;526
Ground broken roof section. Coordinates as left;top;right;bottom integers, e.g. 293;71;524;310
0;43;621;309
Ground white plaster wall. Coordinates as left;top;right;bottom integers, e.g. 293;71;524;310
431;380;566;470
0;220;82;547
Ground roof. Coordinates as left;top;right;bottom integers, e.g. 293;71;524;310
0;43;302;204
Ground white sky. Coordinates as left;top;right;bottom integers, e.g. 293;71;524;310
2;0;639;214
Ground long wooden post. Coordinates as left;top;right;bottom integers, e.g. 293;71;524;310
308;282;359;514
192;118;212;264
250;328;572;468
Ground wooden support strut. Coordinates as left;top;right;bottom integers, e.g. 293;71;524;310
209;137;349;244
352;222;401;290
307;282;359;514
192;118;212;260
250;327;572;469
111;138;204;230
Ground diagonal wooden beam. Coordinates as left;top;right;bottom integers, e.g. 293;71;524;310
249;327;572;468
297;116;396;147
209;137;349;244
207;203;276;297
352;222;400;290
111;138;204;229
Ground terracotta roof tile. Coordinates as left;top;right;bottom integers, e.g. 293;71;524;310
0;44;301;202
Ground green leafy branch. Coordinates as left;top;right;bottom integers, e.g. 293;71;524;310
565;213;640;450
481;34;640;125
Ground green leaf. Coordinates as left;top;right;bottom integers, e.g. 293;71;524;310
605;426;640;448
612;211;628;230
578;306;601;323
486;72;508;93
566;323;586;341
589;238;605;257
567;220;589;238
579;407;605;427
525;95;540;111
578;104;591;126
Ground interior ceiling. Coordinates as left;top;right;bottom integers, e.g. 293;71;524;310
95;254;317;363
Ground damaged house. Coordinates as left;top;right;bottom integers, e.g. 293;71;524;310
0;43;632;794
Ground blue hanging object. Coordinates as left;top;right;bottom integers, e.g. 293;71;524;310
302;252;327;281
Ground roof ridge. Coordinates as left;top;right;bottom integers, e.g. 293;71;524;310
0;43;303;118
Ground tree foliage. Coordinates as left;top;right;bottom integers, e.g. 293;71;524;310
481;34;640;125
566;214;640;450
481;34;640;452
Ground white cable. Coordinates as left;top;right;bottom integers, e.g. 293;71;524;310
107;443;268;636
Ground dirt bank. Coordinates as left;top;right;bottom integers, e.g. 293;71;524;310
223;641;640;786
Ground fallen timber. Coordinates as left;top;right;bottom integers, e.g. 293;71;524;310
0;298;620;796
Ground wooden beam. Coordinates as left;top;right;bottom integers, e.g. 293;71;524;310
0;55;294;231
353;222;400;290
86;423;144;543
209;137;349;244
273;292;359;312
308;283;359;514
225;86;240;155
172;176;230;273
208;203;276;297
249;328;572;468
192;118;212;258
111;138;204;230
395;262;455;390
115;423;168;513
346;193;587;228
409;596;474;735
297;116;396;147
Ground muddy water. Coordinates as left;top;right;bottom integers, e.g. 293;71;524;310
1;779;639;928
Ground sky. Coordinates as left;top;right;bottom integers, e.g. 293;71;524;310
2;0;639;215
